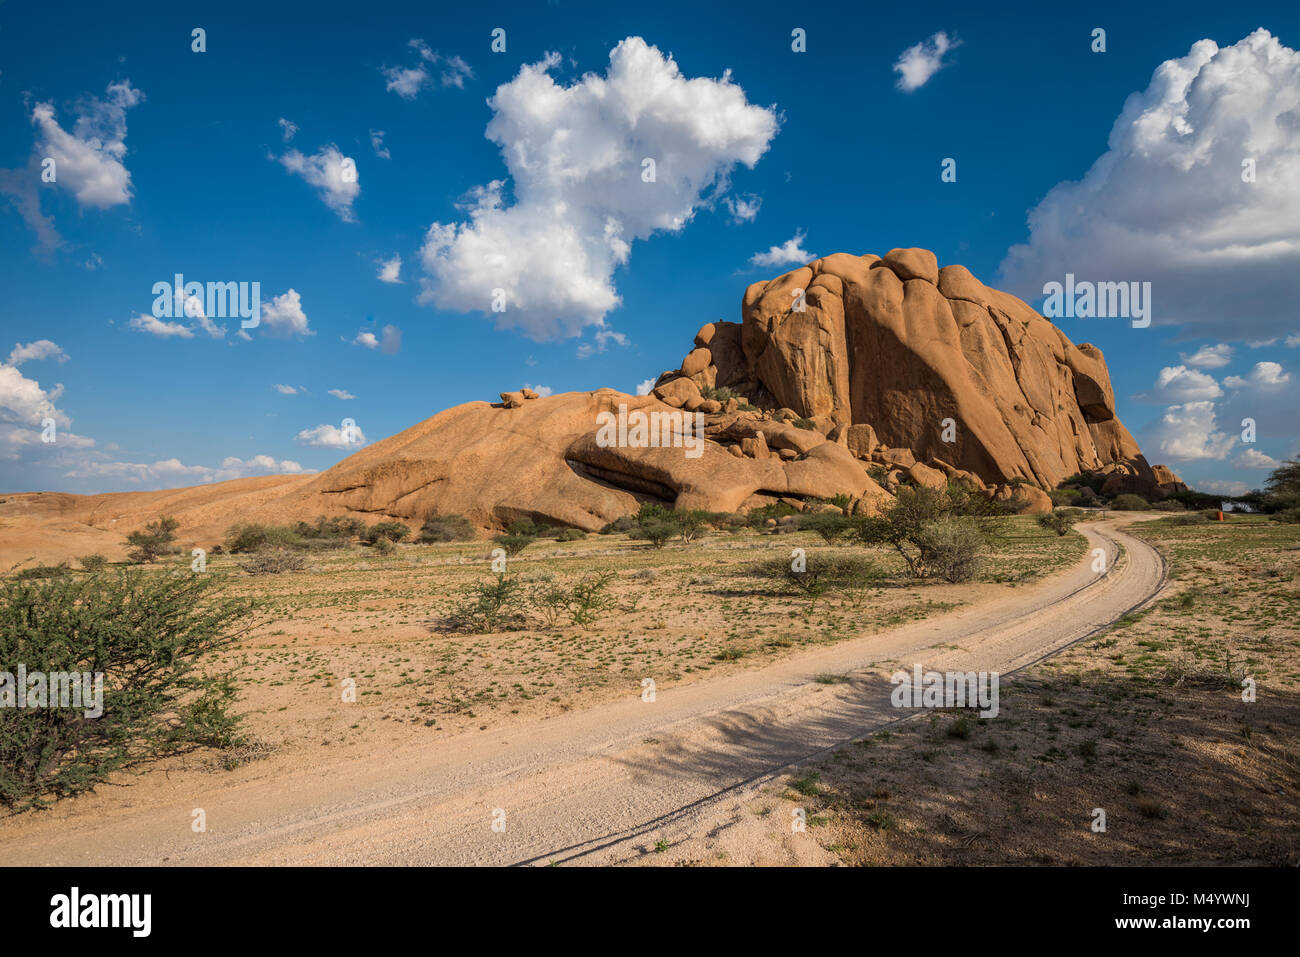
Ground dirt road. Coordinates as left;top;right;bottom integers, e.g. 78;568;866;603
1;516;1166;866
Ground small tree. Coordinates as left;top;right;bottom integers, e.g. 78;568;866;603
630;520;678;549
446;573;524;632
1264;457;1300;511
571;572;617;627
856;486;995;579
125;516;179;563
917;517;987;583
674;509;711;544
492;533;535;557
0;570;257;809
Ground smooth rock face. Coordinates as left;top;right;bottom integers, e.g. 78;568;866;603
679;248;1169;494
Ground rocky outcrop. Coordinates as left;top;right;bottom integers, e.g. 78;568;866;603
664;247;1180;496
0;246;1187;562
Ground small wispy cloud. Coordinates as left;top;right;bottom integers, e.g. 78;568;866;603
894;32;960;92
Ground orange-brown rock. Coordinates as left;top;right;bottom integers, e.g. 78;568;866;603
668;247;1159;493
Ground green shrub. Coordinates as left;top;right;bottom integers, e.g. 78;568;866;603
799;511;853;544
554;527;586;542
792;417;817;431
418;514;476;543
238;549;308;574
856;485;997;579
445;574;524;632
1036;511;1077;536
78;554;108;573
492;533;535;557
1268;507;1300;524
716;512;749;533
371;537;396;556
293;515;364;543
126;516;180;563
1170;512;1211;525
0;570;257;809
224;522;300;554
12;563;73;581
745;502;798;528
673;509;711;544
1048;488;1080;507
1110;494;1152;511
363;521;410;544
753;553;884;611
599;515;638;534
916;516;987;582
629;520;678;549
700;385;739;402
505;518;544;537
635;502;672;525
561;572;617;628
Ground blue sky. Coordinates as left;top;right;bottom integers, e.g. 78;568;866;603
2;0;1297;496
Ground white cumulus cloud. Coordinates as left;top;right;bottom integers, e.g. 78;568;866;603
1180;344;1233;369
750;230;814;269
31;80;144;208
377;254;402;284
1149;365;1222;402
1151;400;1237;461
1223;360;1289;390
296;423;367;448
999;30;1300;340
7;340;68;366
259;289;313;338
277;145;359;221
417;37;779;340
1233;448;1281;469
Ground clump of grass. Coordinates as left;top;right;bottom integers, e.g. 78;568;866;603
788;770;821;796
864;808;896;830
238;549;308;575
1136;798;1168;820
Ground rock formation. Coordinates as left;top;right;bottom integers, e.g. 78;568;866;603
0;248;1185;560
655;247;1178;500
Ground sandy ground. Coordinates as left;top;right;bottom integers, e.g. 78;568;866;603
0;514;1165;866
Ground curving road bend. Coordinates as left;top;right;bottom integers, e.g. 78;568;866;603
1;515;1166;866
